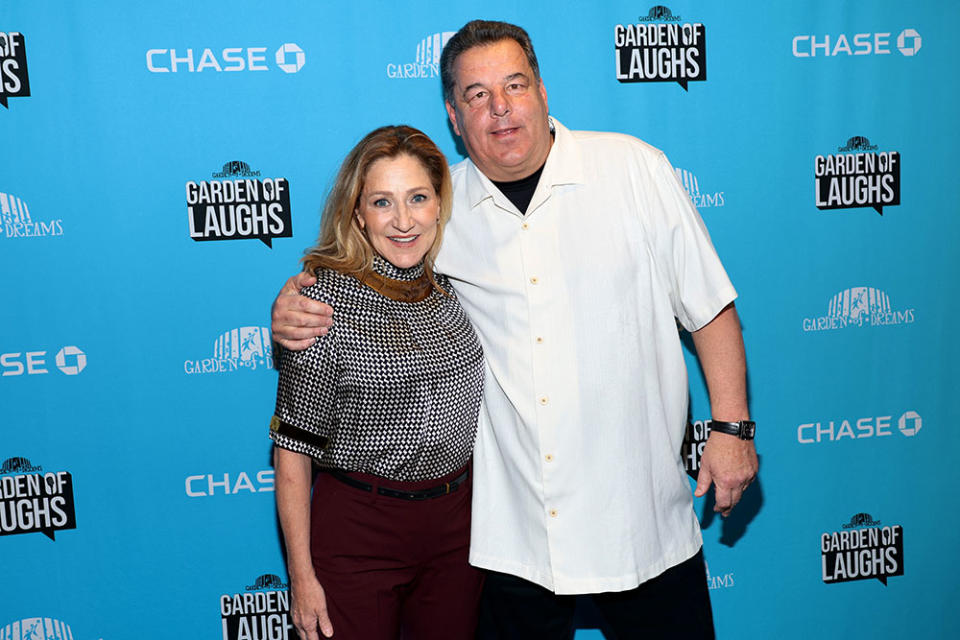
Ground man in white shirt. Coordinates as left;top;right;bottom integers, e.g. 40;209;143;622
272;19;757;640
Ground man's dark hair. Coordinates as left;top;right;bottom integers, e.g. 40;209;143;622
440;20;541;104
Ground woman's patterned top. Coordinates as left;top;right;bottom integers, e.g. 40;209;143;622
270;256;484;481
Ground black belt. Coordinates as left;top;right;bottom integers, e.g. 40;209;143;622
327;467;469;501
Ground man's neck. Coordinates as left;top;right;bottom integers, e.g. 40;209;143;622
491;161;546;215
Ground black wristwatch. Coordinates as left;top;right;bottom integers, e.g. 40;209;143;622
707;420;756;440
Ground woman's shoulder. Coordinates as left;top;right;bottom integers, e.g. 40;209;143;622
432;271;462;301
433;271;453;291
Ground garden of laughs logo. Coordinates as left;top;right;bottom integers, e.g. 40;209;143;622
821;513;903;585
814;136;900;215
186;161;292;247
0;31;30;108
614;6;706;89
0;456;76;540
220;573;296;640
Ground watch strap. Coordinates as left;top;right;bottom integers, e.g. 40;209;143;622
707;419;756;440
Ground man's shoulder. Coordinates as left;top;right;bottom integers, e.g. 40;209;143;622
449;156;473;181
567;127;665;161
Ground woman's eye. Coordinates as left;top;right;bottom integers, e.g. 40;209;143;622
373;198;390;207
411;193;428;203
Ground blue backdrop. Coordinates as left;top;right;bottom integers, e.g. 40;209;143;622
2;1;958;638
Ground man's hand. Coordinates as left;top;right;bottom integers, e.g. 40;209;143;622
694;431;758;517
271;272;333;351
290;573;334;639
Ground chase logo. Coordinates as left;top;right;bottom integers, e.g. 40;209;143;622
1;346;87;377
185;469;275;497
184;326;274;375
146;42;305;73
220;573;295;640
675;167;724;208
275;43;305;73
386;31;455;78
898;410;921;437
793;28;921;57
0;618;80;640
802;286;915;332
896;29;921;56
0;31;30;108
797;410;923;444
1;191;64;239
614;6;706;90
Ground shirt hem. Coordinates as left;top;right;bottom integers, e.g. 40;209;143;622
469;539;703;595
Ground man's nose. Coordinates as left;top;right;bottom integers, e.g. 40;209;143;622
490;88;511;118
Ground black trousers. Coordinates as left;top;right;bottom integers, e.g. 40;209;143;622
475;549;715;640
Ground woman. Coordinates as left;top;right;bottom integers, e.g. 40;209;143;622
270;125;484;640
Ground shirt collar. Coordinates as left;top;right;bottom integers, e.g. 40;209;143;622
463;117;586;212
371;254;425;281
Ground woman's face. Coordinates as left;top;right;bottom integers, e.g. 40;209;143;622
356;154;439;269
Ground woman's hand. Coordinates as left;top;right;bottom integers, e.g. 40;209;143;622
290;572;334;639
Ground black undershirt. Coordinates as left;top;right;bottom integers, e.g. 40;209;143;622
491;161;546;215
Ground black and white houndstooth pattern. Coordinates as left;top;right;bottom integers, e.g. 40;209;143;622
271;256;484;481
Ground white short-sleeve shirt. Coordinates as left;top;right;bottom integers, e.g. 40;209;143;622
435;118;737;594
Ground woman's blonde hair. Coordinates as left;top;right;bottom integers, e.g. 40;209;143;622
303;125;453;292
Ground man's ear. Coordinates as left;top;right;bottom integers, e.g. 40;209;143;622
445;101;462;137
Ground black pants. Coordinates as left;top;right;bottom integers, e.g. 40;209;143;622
475;549;715;640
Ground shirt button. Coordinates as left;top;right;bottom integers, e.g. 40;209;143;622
549;509;559;518
538;396;549;406
521;222;530;230
530;276;539;285
535;336;544;344
545;454;554;462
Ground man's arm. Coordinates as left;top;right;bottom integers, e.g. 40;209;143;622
690;302;758;517
272;272;334;351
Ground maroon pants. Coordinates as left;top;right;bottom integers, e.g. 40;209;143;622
310;465;483;640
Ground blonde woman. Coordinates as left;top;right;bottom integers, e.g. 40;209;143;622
271;125;484;640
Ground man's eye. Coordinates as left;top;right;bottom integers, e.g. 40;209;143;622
467;90;487;103
507;82;526;93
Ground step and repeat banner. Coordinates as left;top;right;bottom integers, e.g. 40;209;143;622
2;1;958;638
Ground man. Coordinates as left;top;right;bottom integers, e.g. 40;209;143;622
272;20;757;639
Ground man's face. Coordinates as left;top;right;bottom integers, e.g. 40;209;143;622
445;39;552;182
